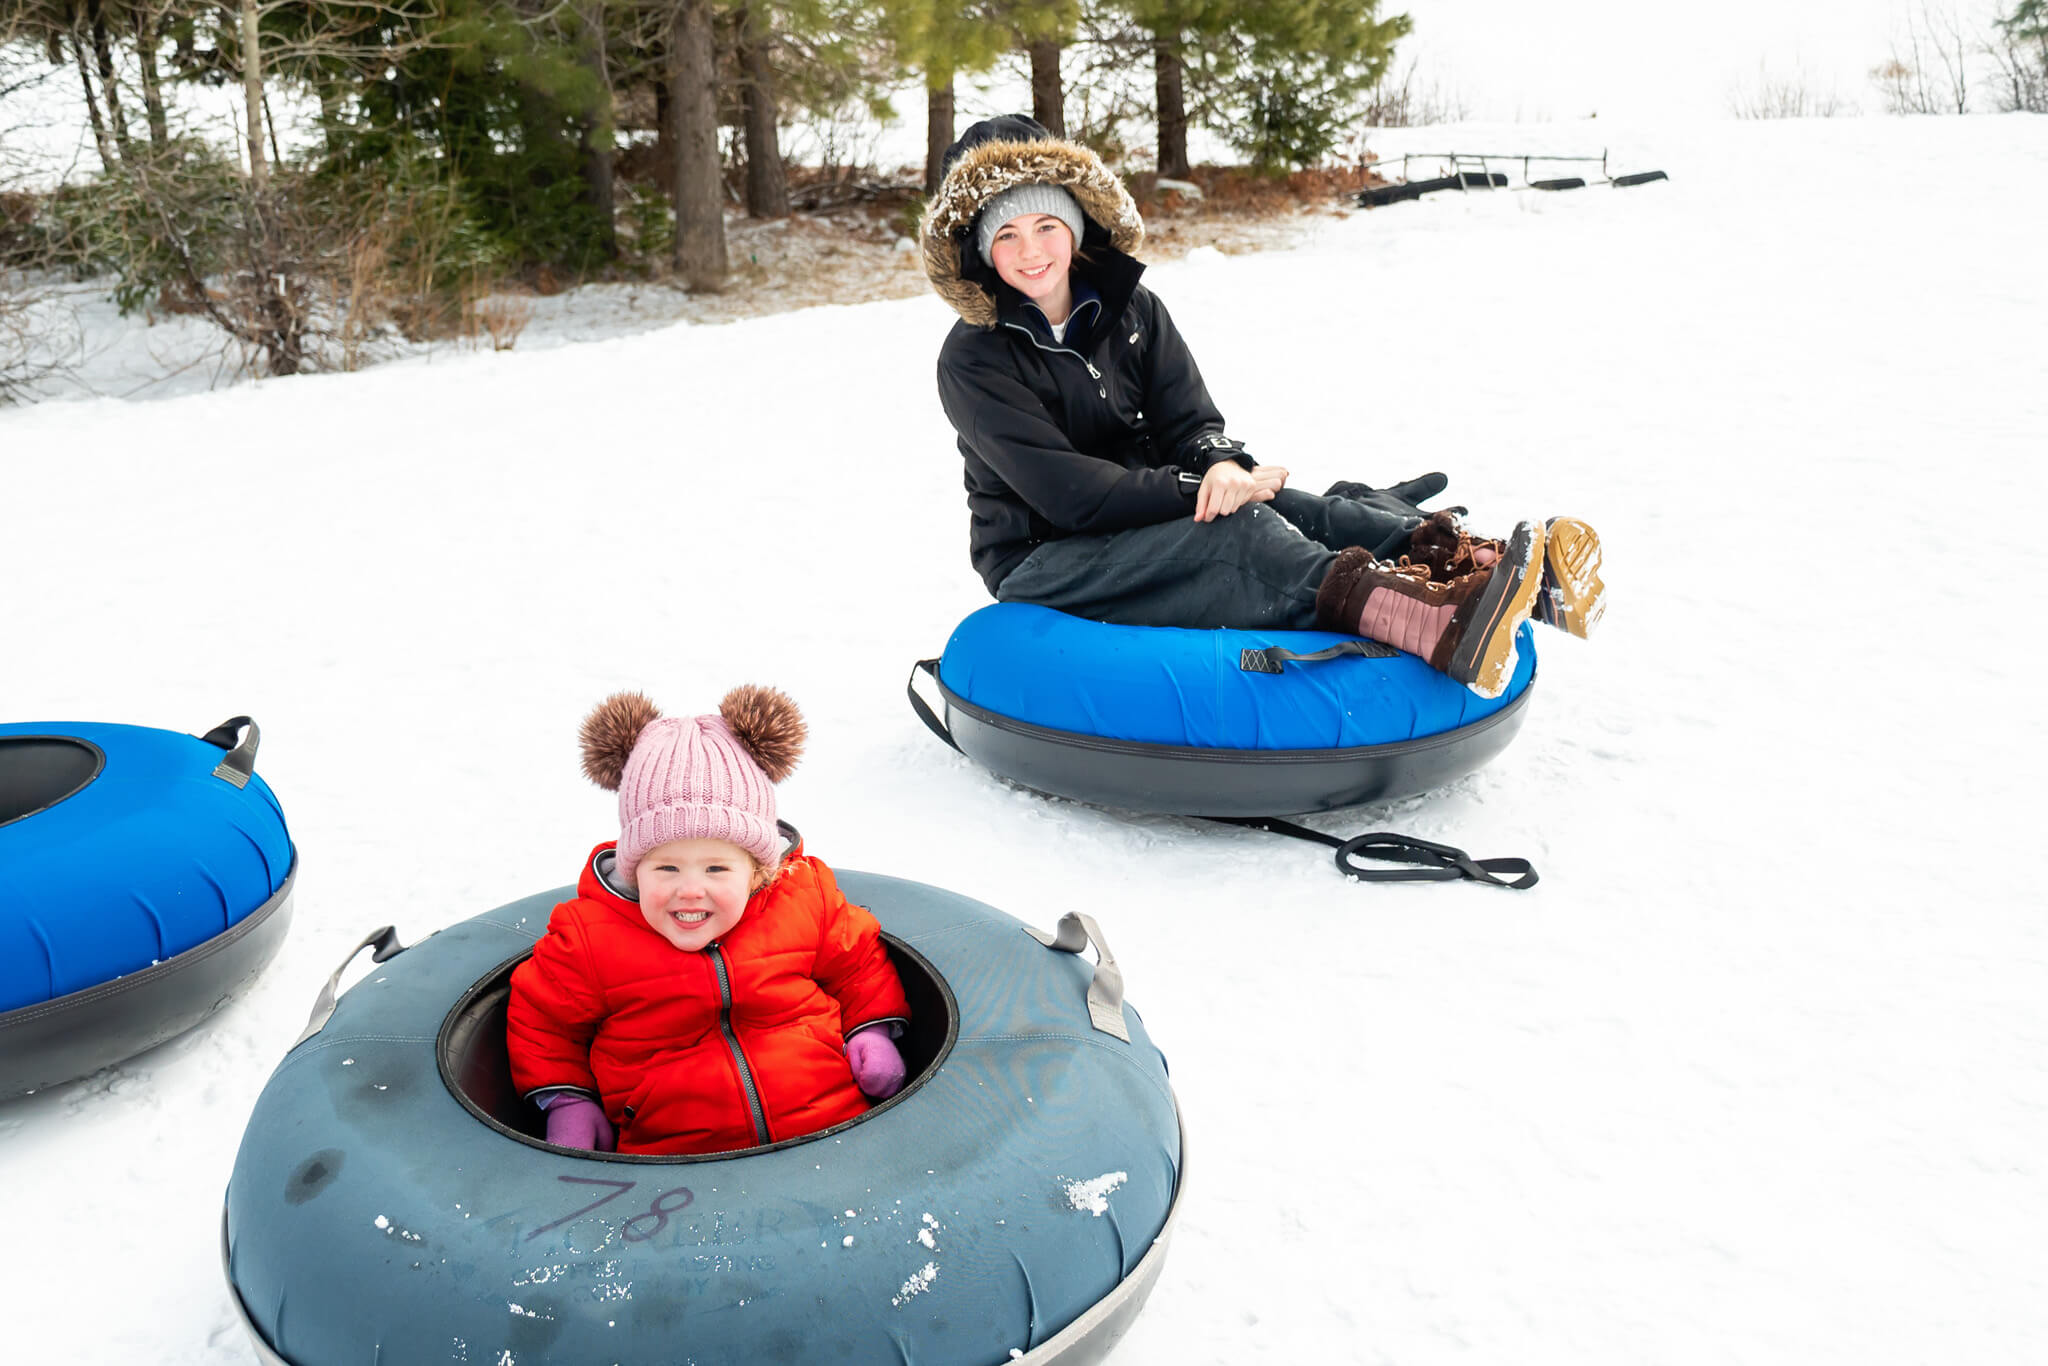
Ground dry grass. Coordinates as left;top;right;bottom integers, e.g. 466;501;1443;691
1135;163;1384;261
467;293;535;351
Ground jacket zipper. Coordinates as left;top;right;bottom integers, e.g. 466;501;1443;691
1003;319;1108;398
708;944;772;1145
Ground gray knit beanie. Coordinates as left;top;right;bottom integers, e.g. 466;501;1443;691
976;184;1088;266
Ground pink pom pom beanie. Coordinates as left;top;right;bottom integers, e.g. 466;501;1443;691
580;687;806;887
613;716;779;881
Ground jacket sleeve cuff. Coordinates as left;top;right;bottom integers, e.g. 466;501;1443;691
847;1018;908;1041
1188;432;1255;474
528;1085;600;1111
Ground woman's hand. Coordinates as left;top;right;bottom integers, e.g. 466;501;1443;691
1195;462;1290;523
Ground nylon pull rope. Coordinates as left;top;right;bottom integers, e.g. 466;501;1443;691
1207;816;1538;890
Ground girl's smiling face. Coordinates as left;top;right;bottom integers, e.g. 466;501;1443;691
988;212;1076;320
632;838;755;950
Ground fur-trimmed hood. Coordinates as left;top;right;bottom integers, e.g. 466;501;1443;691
920;116;1144;329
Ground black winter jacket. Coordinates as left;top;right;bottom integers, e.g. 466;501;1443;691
922;114;1253;593
937;247;1253;592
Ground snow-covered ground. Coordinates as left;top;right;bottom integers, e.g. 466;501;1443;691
4;114;2046;1365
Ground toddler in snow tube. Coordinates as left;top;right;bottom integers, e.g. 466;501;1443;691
506;687;910;1156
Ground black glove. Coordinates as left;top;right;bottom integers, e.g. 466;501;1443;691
1322;472;1464;521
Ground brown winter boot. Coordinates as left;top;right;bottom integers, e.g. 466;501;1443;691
1533;516;1605;638
1402;509;1507;583
1314;522;1546;699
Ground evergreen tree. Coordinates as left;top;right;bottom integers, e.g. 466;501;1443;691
1202;0;1407;171
666;0;724;288
889;0;1011;193
1010;0;1080;136
1114;0;1405;175
304;0;619;270
1118;0;1226;178
747;0;899;179
734;2;787;216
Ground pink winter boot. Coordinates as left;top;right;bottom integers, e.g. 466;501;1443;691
1314;522;1546;699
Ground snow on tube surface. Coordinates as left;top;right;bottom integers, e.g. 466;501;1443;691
223;868;1182;1366
919;603;1537;816
0;717;296;1098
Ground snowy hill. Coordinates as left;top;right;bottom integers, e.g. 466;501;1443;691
3;114;2046;1365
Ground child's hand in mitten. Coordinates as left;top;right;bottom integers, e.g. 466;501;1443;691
540;1094;617;1151
846;1028;907;1100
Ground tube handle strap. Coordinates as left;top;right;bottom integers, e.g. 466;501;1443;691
293;925;408;1048
1239;641;1396;674
906;658;962;753
199;716;260;788
1209;816;1538;890
1025;912;1130;1042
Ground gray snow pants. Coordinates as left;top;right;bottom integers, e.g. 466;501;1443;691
994;487;1419;630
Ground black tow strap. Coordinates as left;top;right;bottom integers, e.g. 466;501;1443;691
1208;816;1539;890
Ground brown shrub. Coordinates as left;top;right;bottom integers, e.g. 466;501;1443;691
0;190;34;259
1133;162;1388;220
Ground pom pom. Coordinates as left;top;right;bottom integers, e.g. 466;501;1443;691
719;685;805;783
580;692;661;791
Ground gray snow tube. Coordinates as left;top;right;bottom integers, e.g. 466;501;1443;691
222;870;1183;1366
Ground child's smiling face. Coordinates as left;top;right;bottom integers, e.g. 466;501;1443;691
633;838;755;950
988;212;1075;313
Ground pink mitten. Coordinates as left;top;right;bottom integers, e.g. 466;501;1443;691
539;1094;617;1151
846;1029;907;1100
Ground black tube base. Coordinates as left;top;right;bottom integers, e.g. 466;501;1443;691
0;857;298;1099
939;686;1534;817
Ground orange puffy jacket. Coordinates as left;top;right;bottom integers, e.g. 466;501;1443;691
506;842;910;1155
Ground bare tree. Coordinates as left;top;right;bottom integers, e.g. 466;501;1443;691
2;13;76;402
1872;4;1974;113
133;0;169;149
1730;61;1854;118
1;10;59;113
59;0;119;167
1362;55;1470;127
88;0;437;376
1923;3;1974;110
87;0;134;158
0;266;80;404
237;0;271;188
1985;0;2048;111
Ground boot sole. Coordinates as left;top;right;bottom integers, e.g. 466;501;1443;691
1542;517;1605;638
1447;522;1544;699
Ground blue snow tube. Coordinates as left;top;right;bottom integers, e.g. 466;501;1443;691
911;603;1537;816
222;865;1182;1366
0;717;296;1098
